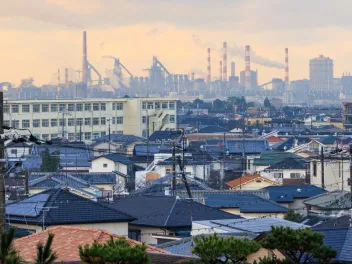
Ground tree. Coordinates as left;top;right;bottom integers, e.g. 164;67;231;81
35;233;57;264
283;209;303;223
0;227;23;264
79;236;150;264
264;97;271;108
192;233;260;264
261;226;337;264
212;99;224;110
40;148;60;172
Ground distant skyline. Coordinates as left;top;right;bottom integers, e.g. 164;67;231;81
1;0;352;85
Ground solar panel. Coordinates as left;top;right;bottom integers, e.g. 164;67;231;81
7;193;50;217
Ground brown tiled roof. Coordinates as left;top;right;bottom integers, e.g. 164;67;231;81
225;174;278;188
13;226;167;262
266;136;283;143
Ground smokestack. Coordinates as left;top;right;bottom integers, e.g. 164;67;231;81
207;48;211;83
65;68;69;87
285;48;289;84
245;45;251;89
191;72;195;81
223;42;227;82
219;61;223;81
57;69;61;95
231;62;235;77
82;31;88;84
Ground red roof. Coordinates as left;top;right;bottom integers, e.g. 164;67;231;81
225;174;278;188
266;136;283;143
14;226;167;262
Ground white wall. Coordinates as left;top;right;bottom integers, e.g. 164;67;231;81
90;157;127;175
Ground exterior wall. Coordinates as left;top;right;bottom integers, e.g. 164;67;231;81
153;164;211;180
262;169;306;183
221;208;285;219
230;179;278;191
6;146;30;159
90;158;127;175
4;98;177;142
128;225;171;244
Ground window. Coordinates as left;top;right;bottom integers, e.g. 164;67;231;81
76;104;83;111
85;118;91;126
22;104;30;113
33;104;40;113
273;172;283;179
84;103;91;111
169;102;175;110
68;104;74;112
101;117;106;125
128;230;141;242
147;102;153;109
33;119;40;128
11;105;19;113
22;120;30;128
116;102;123;110
68;133;75;141
85;132;91;140
116;117;123;124
142;102;146;109
51;104;58;112
93;118;100;125
166;168;171;174
10;149;17;155
112;103;116;110
290;173;301;179
155;102;160;109
112;117;116;124
313;162;317;177
51;119;58;127
3;105;9;113
169;115;175;123
42;119;49;127
76;118;83;126
142;116;147;124
76;133;82;141
101;131;106;137
103;164;108;168
12;120;19;128
162;102;168;109
68;118;75;126
42;134;49;140
4;120;9;127
93;103;99;111
101;103;106;111
59;104;66;112
59;119;66;127
42;104;49;112
93;132;100;139
51;134;58;139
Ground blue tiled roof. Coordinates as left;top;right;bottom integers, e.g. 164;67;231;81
148;131;182;142
93;134;144;145
107;195;241;228
7;188;134;226
198;125;229;133
265;157;307;170
264;185;326;203
204;193;288;213
133;144;172;157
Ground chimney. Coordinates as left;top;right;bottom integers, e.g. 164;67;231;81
285;48;289;84
191;72;195;81
207;48;211;83
245;45;251;89
219;60;223;81
65;68;69;88
231;62;235;77
223;42;227;81
82;31;88;84
57;69;61;95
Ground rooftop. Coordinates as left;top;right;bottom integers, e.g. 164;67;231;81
225;174;279;189
264;185;326;203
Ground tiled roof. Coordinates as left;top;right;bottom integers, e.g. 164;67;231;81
204;193;288;213
93;134;144;145
13;226;167;263
266;136;283;143
225;174;279;188
317;135;337;145
264;185;326;203
303;191;351;209
312;216;351;229
133;144;172;157
148;131;182;142
253;151;303;166
272;137;312;151
7;188;134;226
107;195;241;228
265;157;307;170
198;125;229;133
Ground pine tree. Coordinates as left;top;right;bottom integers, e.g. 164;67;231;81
35;233;57;264
40;148;60;172
283;209;303;223
0;227;22;264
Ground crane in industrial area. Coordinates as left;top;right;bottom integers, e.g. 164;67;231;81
87;62;102;85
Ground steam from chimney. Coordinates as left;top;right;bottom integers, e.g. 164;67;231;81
207;48;211;83
223;42;227;82
245;45;251;89
285;48;289;84
82;31;88;84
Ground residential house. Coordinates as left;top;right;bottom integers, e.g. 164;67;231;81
13;226;168;263
265;136;284;147
7;188;134;234
225;174;280;191
132;144;172;168
203;193;288;218
5;141;31;160
28;172;116;200
148;130;182;144
307;135;337;154
263;185;326;215
253;151;304;173
271;137;312;151
106;195;240;244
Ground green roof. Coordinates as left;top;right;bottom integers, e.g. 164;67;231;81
253;151;303;167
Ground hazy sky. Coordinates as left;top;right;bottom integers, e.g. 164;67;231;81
1;0;352;85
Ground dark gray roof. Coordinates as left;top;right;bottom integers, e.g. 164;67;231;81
204;139;269;155
148;131;182;143
264;185;326;203
29;172;116;185
265;157;307;170
133;144;172;157
93;134;144;145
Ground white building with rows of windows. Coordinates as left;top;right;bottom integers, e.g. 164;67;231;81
4;97;177;142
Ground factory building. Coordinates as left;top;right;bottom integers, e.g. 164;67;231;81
240;70;258;89
309;55;334;92
4;98;177;142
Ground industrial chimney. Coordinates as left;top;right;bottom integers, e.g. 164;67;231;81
207;48;211;83
82;31;88;84
65;68;69;88
245;45;251;89
223;42;227;82
219;60;223;81
231;62;235;77
285;48;289;84
57;69;61;95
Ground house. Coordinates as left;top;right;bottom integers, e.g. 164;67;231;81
263;185;326;215
148;130;182;144
253;151;304;173
311;215;352;229
13;226;168;263
307;135;337;154
225;174;280;191
5;141;31;160
203;193;289;218
106;195;240;244
132;144;173;167
7;188;134;234
271;137;312;151
266;136;284;147
28;172;116;200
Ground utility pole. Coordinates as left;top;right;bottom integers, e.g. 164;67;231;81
172;141;176;196
79;121;82;142
0;92;5;232
108;119;111;154
220;133;226;190
320;146;325;189
61;111;65;138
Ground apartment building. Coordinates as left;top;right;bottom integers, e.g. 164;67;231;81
342;100;352;131
4;98;177;142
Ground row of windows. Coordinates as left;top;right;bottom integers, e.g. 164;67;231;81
141;115;175;123
38;131;112;141
4;102;124;113
142;101;175;110
5;117;123;128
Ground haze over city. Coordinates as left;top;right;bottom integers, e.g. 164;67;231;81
2;0;352;85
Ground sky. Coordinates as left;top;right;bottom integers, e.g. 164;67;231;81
1;0;352;86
